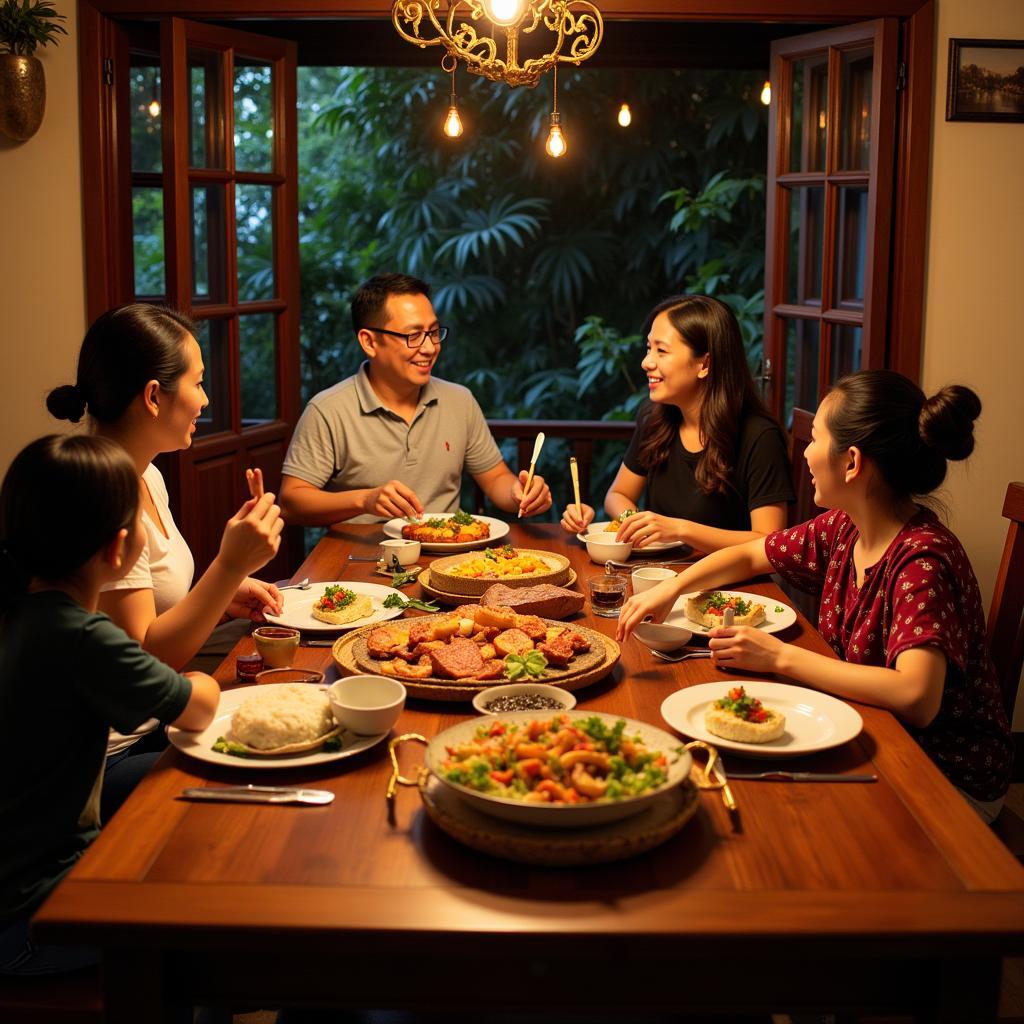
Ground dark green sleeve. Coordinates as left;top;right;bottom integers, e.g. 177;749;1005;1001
73;613;193;735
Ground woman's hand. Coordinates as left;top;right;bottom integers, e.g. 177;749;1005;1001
217;493;284;577
708;626;785;674
616;511;687;549
225;577;283;621
616;576;681;642
560;502;595;534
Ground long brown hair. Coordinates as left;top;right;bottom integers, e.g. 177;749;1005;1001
634;295;771;495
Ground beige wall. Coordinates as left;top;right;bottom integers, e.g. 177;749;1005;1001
0;0;1021;712
0;0;85;472
923;0;1024;725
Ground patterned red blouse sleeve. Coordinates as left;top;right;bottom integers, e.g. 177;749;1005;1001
764;510;840;593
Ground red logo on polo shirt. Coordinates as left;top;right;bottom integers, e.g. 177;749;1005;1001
445;441;450;451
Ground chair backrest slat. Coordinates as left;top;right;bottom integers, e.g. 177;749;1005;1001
987;481;1024;721
788;408;816;529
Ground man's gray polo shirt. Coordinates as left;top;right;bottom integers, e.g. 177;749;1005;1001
282;362;503;522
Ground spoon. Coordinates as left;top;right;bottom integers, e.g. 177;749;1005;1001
277;578;311;591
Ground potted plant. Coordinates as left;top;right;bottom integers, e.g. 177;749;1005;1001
0;0;67;141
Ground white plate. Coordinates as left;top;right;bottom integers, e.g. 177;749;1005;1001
660;681;863;758
167;684;390;769
264;581;405;634
667;591;797;635
383;513;510;552
426;711;692;828
577;521;684;554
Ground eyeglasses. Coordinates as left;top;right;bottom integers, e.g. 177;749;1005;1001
364;326;449;349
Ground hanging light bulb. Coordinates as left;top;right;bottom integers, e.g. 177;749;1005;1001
545;65;566;158
487;0;524;26
442;58;463;138
148;98;161;118
617;102;632;127
760;80;771;106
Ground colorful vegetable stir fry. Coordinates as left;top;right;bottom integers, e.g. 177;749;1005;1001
440;715;673;804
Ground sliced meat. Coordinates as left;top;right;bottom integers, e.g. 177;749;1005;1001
475;659;506;681
408;620;435;646
493;628;534;658
427;638;486;679
480;583;585;620
513;614;548;641
475;605;517;630
367;627;404;659
561;630;591;653
538;634;575;668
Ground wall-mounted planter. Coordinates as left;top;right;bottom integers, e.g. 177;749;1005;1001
0;54;45;141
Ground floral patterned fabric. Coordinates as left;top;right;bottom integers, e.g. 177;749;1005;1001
765;508;1012;801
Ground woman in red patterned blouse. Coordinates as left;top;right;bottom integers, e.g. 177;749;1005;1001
618;370;1012;818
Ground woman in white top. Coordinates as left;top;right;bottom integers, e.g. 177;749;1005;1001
48;305;284;812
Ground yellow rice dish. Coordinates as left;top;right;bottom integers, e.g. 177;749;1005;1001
447;546;553;580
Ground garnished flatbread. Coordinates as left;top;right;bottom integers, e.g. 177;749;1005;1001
312;584;374;625
704;686;785;744
685;590;766;629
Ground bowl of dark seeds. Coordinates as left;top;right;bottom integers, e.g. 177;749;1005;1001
472;682;577;716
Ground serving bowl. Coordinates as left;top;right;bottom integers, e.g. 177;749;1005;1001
471;682;577;716
583;533;633;563
425;710;692;828
328;674;406;735
633;621;695;653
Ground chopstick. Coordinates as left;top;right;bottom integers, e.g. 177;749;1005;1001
569;456;582;520
518;431;546;518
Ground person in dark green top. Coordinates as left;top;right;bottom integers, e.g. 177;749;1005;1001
0;435;220;976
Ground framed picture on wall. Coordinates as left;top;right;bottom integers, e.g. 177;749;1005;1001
947;38;1024;122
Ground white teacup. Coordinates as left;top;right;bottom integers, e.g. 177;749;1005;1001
379;538;421;566
630;566;678;594
328;675;406;735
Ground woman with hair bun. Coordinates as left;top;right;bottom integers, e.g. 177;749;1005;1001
559;294;793;553
618;369;1012;819
48;304;284;813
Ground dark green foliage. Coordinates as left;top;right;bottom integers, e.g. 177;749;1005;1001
0;0;66;56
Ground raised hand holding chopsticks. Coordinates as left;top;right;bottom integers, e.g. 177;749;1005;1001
513;431;551;518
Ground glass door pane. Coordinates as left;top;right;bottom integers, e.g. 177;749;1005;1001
236;184;275;301
840;47;873;171
192;184;227;304
130;62;162;172
234;59;274;172
189;50;225;169
239;313;277;424
193;318;232;436
788;57;828;173
784;318;820;423
787;186;825;305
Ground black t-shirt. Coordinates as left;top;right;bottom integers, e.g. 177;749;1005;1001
0;591;191;922
622;403;794;530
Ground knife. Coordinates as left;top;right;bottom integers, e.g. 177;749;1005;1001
723;772;877;783
180;785;335;804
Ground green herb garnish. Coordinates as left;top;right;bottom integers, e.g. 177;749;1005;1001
212;737;252;758
503;650;548;681
452;509;475;526
318;584;356;609
322;735;343;752
775;605;784;613
383;592;440;613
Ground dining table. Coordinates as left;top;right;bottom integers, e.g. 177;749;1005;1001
33;522;1024;1022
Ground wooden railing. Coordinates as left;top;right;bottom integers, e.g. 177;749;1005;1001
474;419;635;512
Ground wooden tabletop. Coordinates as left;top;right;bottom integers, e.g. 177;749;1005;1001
34;523;1024;1021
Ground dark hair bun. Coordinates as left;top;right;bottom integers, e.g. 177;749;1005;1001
919;384;981;462
46;384;87;423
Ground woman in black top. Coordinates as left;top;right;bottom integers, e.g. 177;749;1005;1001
561;295;793;553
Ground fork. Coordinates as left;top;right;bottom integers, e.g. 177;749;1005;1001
648;647;712;662
277;577;311;592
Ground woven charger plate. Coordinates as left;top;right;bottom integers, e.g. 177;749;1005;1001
418;774;700;865
427;549;572;597
419;567;578;606
331;615;620;702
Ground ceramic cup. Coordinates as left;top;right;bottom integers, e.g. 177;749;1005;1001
328;675;406;735
379;538;421;566
252;626;301;668
630;566;678;594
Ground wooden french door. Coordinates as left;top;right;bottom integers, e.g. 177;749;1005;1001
762;20;899;425
123;18;300;578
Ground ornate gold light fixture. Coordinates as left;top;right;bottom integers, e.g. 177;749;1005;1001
391;0;604;90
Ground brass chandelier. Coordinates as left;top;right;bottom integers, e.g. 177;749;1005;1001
391;0;604;90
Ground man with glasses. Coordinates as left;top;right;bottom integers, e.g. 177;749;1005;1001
279;273;551;524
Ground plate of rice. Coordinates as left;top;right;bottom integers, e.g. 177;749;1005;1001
167;683;390;768
264;581;406;634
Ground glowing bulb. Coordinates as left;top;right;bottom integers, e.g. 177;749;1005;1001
760;80;771;106
147;99;161;118
818;111;826;129
443;104;464;138
487;0;523;25
617;103;632;127
545;121;566;159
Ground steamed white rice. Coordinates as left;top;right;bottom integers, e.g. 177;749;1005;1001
231;684;335;750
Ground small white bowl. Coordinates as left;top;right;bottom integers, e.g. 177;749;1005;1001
379;538;421;566
472;683;577;716
583;533;633;563
328;675;406;735
634;620;695;653
630;566;678;594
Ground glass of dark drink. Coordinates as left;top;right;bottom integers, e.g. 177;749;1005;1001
588;575;627;617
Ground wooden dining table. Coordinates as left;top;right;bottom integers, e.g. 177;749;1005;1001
34;522;1024;1022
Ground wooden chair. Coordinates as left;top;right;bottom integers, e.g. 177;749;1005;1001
987;481;1024;778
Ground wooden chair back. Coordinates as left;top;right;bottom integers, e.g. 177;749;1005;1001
788;407;816;528
987;481;1024;724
